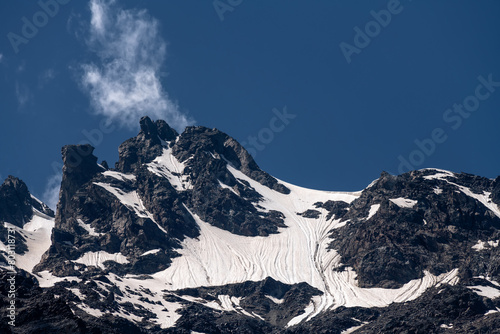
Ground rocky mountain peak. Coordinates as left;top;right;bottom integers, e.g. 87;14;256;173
139;116;178;142
115;117;177;173
57;144;102;226
173;125;290;194
0;176;34;228
0;176;53;228
2;119;500;332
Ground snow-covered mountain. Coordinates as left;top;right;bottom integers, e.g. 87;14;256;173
1;117;500;333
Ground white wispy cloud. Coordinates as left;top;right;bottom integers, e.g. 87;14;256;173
80;0;193;131
42;172;62;211
15;81;32;108
38;68;56;88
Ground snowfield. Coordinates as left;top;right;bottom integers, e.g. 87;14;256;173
0;209;54;273
143;162;461;323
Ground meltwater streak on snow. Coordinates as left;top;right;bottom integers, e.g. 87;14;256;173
150;160;460;323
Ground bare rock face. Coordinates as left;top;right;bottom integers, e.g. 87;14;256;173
115;116;179;173
36;116;290;279
328;170;500;289
0;176;54;257
173;125;289;194
0;176;53;228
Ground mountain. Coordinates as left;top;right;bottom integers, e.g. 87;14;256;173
1;116;500;333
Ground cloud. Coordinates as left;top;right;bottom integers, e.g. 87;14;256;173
15;81;32;108
42;173;62;211
80;0;193;131
38;68;56;88
0;54;3;63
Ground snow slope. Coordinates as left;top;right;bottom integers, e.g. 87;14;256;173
0;210;54;272
147;161;460;323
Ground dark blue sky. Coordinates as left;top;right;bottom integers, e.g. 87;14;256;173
1;0;499;209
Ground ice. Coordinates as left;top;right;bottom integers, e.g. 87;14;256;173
389;198;417;208
218;180;239;195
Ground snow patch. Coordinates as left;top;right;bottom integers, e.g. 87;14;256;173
367;204;380;220
107;273;183;328
34;270;81;288
468;285;500;299
421;169;455;180
1;214;54;272
389;198;417;208
140;249;161;257
287;296;321;327
77;219;103;237
73;251;129;269
472;240;499;251
444;181;500;219
433;187;443;195
94;182;149;218
265;295;285;304
103;170;136;182
148;148;192;190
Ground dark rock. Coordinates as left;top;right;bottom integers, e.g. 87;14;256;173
56;144;102;231
173;126;289;194
297;209;321;219
0;176;36;228
173;277;323;329
329;170;500;288
115;116;178;173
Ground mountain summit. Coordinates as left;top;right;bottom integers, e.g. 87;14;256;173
1;117;500;333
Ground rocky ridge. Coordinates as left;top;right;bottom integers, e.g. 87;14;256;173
0;117;500;333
